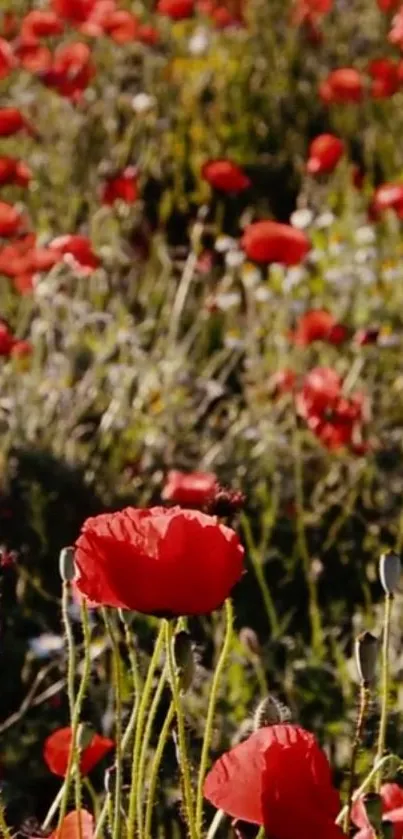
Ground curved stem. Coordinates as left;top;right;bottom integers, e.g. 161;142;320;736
57;602;92;833
375;593;393;791
144;701;175;839
336;754;398;826
61;580;76;715
102;609;123;839
165;620;196;839
94;798;110;839
195;599;233;835
83;779;101;824
137;665;167;833
343;684;370;836
127;622;165;839
120;613;142;755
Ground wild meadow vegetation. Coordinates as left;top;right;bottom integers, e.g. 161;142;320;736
2;0;403;837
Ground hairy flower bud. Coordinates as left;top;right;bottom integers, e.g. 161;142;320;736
59;546;75;582
355;631;378;685
253;695;292;730
379;552;401;595
239;627;261;657
173;630;195;693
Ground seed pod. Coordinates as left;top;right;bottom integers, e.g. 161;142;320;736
59;546;75;582
355;631;378;685
379;552;401;595
253;695;292;730
173;630;195;693
364;793;382;834
239;627;261;657
77;722;95;751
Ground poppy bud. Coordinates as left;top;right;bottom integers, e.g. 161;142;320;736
253;695;292;730
59;546;75;582
379;552;401;595
355;631;378;685
239;627;261;657
77;722;95;751
363;793;383;833
173;630;195;693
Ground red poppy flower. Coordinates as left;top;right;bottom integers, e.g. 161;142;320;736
202;160;250;193
319;68;364;104
162;470;217;507
44;727;114;778
352;784;403;839
210;7;239;27
296;366;366;450
32;811;94;839
0;107;34;137
378;0;400;10
157;0;195;19
137;24;160;45
0;202;25;237
290;310;348;346
101;167;138;205
241;221;311;265
20;10;64;40
292;0;333;24
74;506;244;616
16;42;53;73
101;10;139;42
49;234;100;273
389;8;403;47
0;38;16;79
204;724;344;839
0;322;15;356
269;368;296;396
368;58;399;98
52;0;99;24
307;135;345;175
0;158;32;188
370;182;403;220
10;339;32;359
41;42;95;100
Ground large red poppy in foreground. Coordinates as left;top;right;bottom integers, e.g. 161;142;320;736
44;726;114;777
74;506;244;615
204;724;345;839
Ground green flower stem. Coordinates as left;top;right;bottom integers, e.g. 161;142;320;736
375;593;393;792
127;622;165;839
94;797;110;839
206;809;225;839
137;665;168;835
293;426;324;659
42;784;66;830
83;779;101;824
144;701;175;839
343;683;370;836
240;513;279;637
256;829;266;839
195;599;233;836
165;619;196;839
120;613;142;755
61;580;76;715
57;601;92;834
102;609;123;839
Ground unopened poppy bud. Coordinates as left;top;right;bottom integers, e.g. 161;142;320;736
77;722;95;751
173;630;195;693
253;695;292;730
363;793;382;833
59;546;75;582
355;631;378;685
239;627;261;657
104;764;116;795
379;552;401;595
